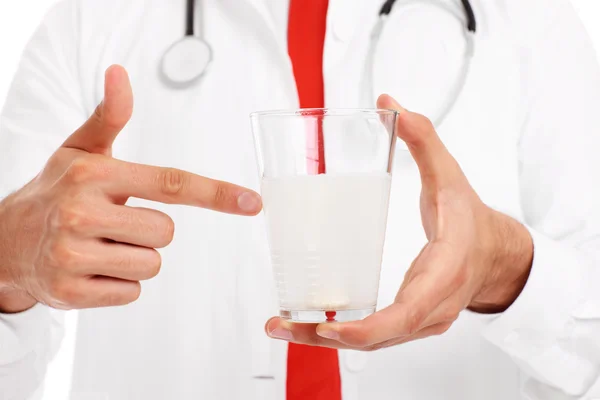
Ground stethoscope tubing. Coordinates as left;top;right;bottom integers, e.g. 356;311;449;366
366;0;476;127
163;0;477;128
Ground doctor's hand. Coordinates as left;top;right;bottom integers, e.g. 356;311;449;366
0;65;262;314
265;94;534;351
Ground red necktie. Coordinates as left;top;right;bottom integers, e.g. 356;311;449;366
287;1;342;400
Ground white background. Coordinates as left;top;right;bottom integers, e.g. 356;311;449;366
1;1;599;399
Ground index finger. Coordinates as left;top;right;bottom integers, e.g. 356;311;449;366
104;158;262;215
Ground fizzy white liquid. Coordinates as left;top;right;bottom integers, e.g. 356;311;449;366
261;173;392;311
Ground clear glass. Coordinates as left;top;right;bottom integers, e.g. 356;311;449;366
250;109;397;323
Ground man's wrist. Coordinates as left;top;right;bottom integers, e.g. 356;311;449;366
469;211;533;314
0;198;36;313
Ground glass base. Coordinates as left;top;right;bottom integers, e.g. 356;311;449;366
279;308;375;323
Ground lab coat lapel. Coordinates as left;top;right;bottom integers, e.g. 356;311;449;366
327;0;374;43
221;0;298;108
236;0;285;50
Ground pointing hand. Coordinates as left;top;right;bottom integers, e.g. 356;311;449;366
0;65;262;313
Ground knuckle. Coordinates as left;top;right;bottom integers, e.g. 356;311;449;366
410;112;435;133
45;152;65;172
421;115;435;131
433;322;453;336
52;202;93;234
213;183;232;207
64;157;96;184
159;168;188;197
64;155;110;184
405;309;425;335
53;204;77;231
47;240;79;269
442;309;460;323
452;267;470;288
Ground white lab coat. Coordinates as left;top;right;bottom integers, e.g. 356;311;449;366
1;0;599;399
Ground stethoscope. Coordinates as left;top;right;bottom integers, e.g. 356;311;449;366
161;0;477;126
160;0;212;88
366;0;477;126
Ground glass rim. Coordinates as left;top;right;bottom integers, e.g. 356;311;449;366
250;108;398;118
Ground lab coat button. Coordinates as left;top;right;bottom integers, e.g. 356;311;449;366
344;351;368;373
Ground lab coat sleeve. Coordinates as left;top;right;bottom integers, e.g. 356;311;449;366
479;1;600;398
0;1;87;398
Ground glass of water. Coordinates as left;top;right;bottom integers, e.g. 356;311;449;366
250;109;397;323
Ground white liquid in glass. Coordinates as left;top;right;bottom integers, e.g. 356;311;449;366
261;173;392;311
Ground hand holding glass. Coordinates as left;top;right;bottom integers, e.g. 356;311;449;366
251;109;397;323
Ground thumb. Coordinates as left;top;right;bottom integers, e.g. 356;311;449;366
62;65;133;155
377;94;461;186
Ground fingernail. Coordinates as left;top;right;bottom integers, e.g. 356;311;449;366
237;192;262;213
317;329;340;340
268;328;294;341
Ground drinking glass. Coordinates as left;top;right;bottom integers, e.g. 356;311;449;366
251;109;397;323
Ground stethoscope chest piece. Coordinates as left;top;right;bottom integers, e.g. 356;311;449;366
161;0;211;88
161;36;212;88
